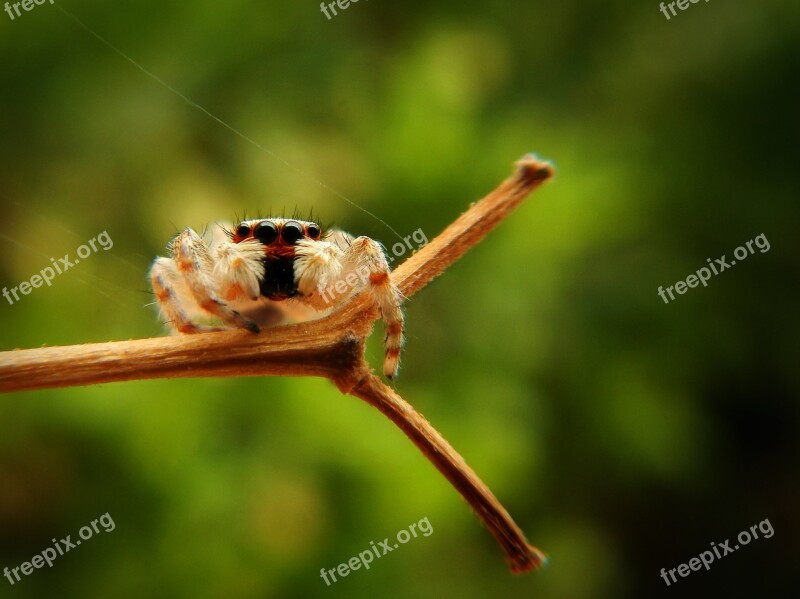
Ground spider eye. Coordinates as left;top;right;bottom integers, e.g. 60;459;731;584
281;221;304;244
307;224;321;239
235;223;251;237
254;221;279;245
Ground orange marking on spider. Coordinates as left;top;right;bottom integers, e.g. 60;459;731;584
369;272;389;286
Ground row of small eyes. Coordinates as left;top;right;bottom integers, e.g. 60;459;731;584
236;220;321;245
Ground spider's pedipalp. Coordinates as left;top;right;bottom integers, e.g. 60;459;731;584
212;238;266;302
294;238;345;301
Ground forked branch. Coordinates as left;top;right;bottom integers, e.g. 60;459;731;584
0;155;554;573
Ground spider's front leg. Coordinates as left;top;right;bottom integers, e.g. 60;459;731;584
150;228;260;333
295;234;405;379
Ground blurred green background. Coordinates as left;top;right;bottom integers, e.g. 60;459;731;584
1;1;798;597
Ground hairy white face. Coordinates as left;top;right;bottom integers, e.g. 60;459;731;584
223;219;326;300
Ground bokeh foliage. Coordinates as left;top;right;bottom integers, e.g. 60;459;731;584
1;1;798;597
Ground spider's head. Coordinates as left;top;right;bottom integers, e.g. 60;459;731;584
232;218;322;258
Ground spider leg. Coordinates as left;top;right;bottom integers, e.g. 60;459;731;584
149;256;226;333
295;234;405;378
170;228;260;333
344;237;405;379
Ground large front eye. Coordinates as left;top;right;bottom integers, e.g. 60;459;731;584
281;221;304;244
254;221;278;244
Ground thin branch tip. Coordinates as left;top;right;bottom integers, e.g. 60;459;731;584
509;546;549;574
515;154;556;184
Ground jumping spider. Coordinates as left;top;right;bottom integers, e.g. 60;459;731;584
149;218;405;378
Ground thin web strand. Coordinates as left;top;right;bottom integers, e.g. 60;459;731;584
52;2;404;242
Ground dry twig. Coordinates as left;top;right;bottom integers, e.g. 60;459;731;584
0;155;554;573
